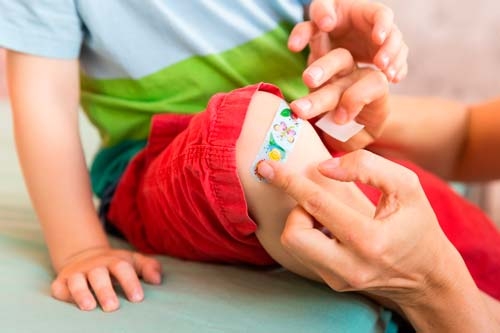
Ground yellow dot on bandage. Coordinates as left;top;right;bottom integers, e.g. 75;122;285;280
268;149;282;161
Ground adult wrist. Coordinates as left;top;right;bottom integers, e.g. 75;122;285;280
400;247;493;332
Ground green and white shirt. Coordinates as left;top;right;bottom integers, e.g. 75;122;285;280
0;0;311;197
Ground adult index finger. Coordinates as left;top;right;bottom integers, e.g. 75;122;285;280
257;160;372;243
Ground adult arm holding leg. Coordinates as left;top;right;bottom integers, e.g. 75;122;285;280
7;51;162;312
257;151;500;332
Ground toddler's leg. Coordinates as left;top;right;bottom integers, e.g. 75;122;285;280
236;91;375;280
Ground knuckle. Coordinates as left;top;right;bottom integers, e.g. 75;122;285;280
350;149;373;170
301;190;325;217
88;265;107;276
374;70;389;86
341;89;358;107
328;279;352;292
111;259;132;271
280;228;295;249
345;271;372;290
279;172;296;193
335;48;354;62
363;236;387;259
403;169;420;190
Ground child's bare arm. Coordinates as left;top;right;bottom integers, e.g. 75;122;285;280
7;51;161;312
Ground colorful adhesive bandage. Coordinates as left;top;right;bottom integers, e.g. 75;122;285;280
251;100;304;182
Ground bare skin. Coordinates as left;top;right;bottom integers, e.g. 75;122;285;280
369;95;500;181
257;152;500;332
7;52;162;312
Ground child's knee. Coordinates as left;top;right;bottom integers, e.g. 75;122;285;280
235;91;332;279
235;91;328;223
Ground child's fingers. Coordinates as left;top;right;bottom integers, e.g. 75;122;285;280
66;273;98;311
109;260;145;303
87;267;120;312
336;70;389;124
51;278;78;305
134;254;163;285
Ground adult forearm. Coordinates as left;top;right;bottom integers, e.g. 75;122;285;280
403;280;497;332
454;98;500;181
369;95;468;179
400;248;498;332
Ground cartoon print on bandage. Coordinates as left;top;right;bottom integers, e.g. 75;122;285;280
251;100;304;181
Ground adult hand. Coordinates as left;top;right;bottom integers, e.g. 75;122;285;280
289;46;390;151
289;0;408;147
50;247;162;312
257;150;494;331
291;0;408;82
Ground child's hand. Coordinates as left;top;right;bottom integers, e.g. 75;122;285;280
291;48;389;152
50;247;162;312
290;0;408;83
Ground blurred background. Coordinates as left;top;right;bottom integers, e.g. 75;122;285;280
0;0;499;223
0;48;6;98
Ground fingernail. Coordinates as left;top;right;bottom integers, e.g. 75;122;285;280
131;291;143;303
288;36;302;49
334;107;348;124
292;98;312;115
257;161;274;181
381;55;389;69
80;298;95;311
319;158;340;171
396;70;405;82
319;16;335;30
388;67;397;81
379;30;387;42
153;272;162;284
305;66;324;84
103;299;118;312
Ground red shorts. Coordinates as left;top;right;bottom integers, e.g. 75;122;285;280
108;83;277;265
108;82;500;299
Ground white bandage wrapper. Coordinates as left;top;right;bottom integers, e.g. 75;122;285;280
251;100;304;182
315;113;365;142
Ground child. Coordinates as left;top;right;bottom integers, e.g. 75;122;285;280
0;0;406;313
